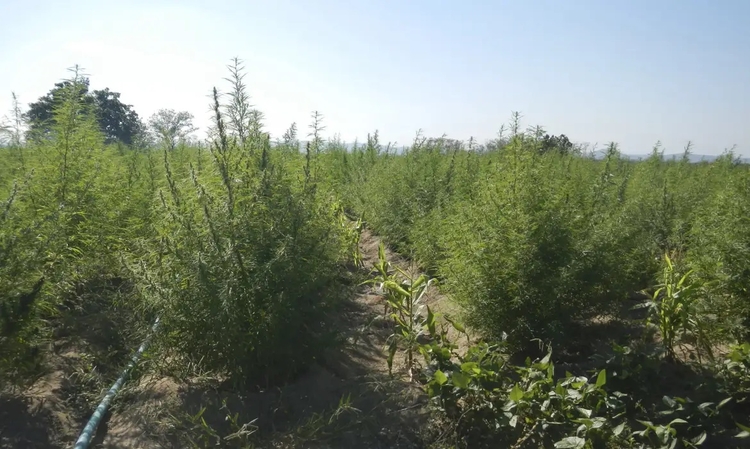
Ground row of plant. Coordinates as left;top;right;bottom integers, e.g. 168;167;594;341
321;124;750;353
3;61;750;447
0;64;356;391
317;119;750;446
368;243;750;448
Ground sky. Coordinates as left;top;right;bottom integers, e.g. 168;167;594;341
0;0;748;155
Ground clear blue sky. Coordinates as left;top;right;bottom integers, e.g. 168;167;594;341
1;0;748;155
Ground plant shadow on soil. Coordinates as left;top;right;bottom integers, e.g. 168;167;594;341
0;278;145;449
102;284;430;448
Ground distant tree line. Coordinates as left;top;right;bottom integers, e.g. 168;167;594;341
17;73;575;156
22;76;196;150
25;78;143;145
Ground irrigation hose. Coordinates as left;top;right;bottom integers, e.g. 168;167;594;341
73;317;161;449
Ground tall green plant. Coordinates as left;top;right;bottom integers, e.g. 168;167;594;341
640;254;712;362
133;83;346;386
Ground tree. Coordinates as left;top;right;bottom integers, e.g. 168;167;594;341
25;79;90;131
90;88;142;145
540;133;575;155
25;77;142;145
148;109;197;151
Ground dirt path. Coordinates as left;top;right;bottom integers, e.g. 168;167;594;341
100;228;449;448
1;228;455;448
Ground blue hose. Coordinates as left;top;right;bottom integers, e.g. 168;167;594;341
73;317;161;449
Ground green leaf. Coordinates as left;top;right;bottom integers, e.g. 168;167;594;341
591;417;606;429
386;340;398;375
434;370;448;385
595;369;606;388
452;372;470;389
509;384;524;402
613;422;626;436
554;436;586;448
425;381;437;396
736;422;750;437
444;315;465;333
461;362;480;374
655;426;669;445
668;418;688;426
425;306;436;334
692;431;707;445
412;274;427;290
383;280;410;297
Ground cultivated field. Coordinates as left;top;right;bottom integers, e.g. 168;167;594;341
1;64;749;448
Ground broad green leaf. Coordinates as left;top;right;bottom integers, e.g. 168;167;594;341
452;372;470;389
554;436;586;448
509;384;524;402
434;370;448;385
595;369;606;388
655;426;669;445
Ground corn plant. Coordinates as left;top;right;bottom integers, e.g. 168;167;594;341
366;242;436;380
335;202;364;268
351;215;364;269
639;253;711;362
